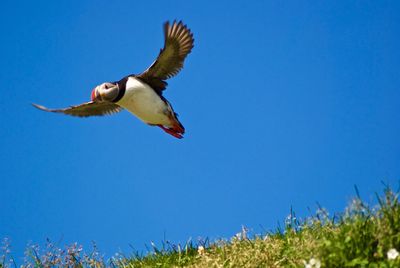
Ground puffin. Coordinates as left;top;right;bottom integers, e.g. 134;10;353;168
33;20;194;139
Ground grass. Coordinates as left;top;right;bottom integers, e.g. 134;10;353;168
1;186;400;267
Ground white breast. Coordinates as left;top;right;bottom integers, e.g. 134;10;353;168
116;77;171;125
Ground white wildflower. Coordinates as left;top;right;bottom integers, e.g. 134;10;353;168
241;226;248;240
387;248;399;260
197;245;205;255
233;226;248;240
303;258;321;268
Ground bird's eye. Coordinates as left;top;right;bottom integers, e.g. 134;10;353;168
104;84;109;89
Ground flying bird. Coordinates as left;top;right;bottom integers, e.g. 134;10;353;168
33;21;194;139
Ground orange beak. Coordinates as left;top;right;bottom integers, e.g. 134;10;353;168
90;89;97;101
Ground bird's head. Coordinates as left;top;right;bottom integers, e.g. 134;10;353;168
91;82;119;102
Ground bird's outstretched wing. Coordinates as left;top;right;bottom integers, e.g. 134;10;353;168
137;20;194;92
32;101;123;117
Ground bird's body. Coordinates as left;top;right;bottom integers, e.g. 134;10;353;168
33;21;194;139
116;76;184;138
118;76;173;126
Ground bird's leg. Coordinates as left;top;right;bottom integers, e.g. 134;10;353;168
157;125;183;139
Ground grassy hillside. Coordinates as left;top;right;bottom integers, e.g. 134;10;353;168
1;186;400;267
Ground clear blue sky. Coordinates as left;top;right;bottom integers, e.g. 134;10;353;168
1;0;399;261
